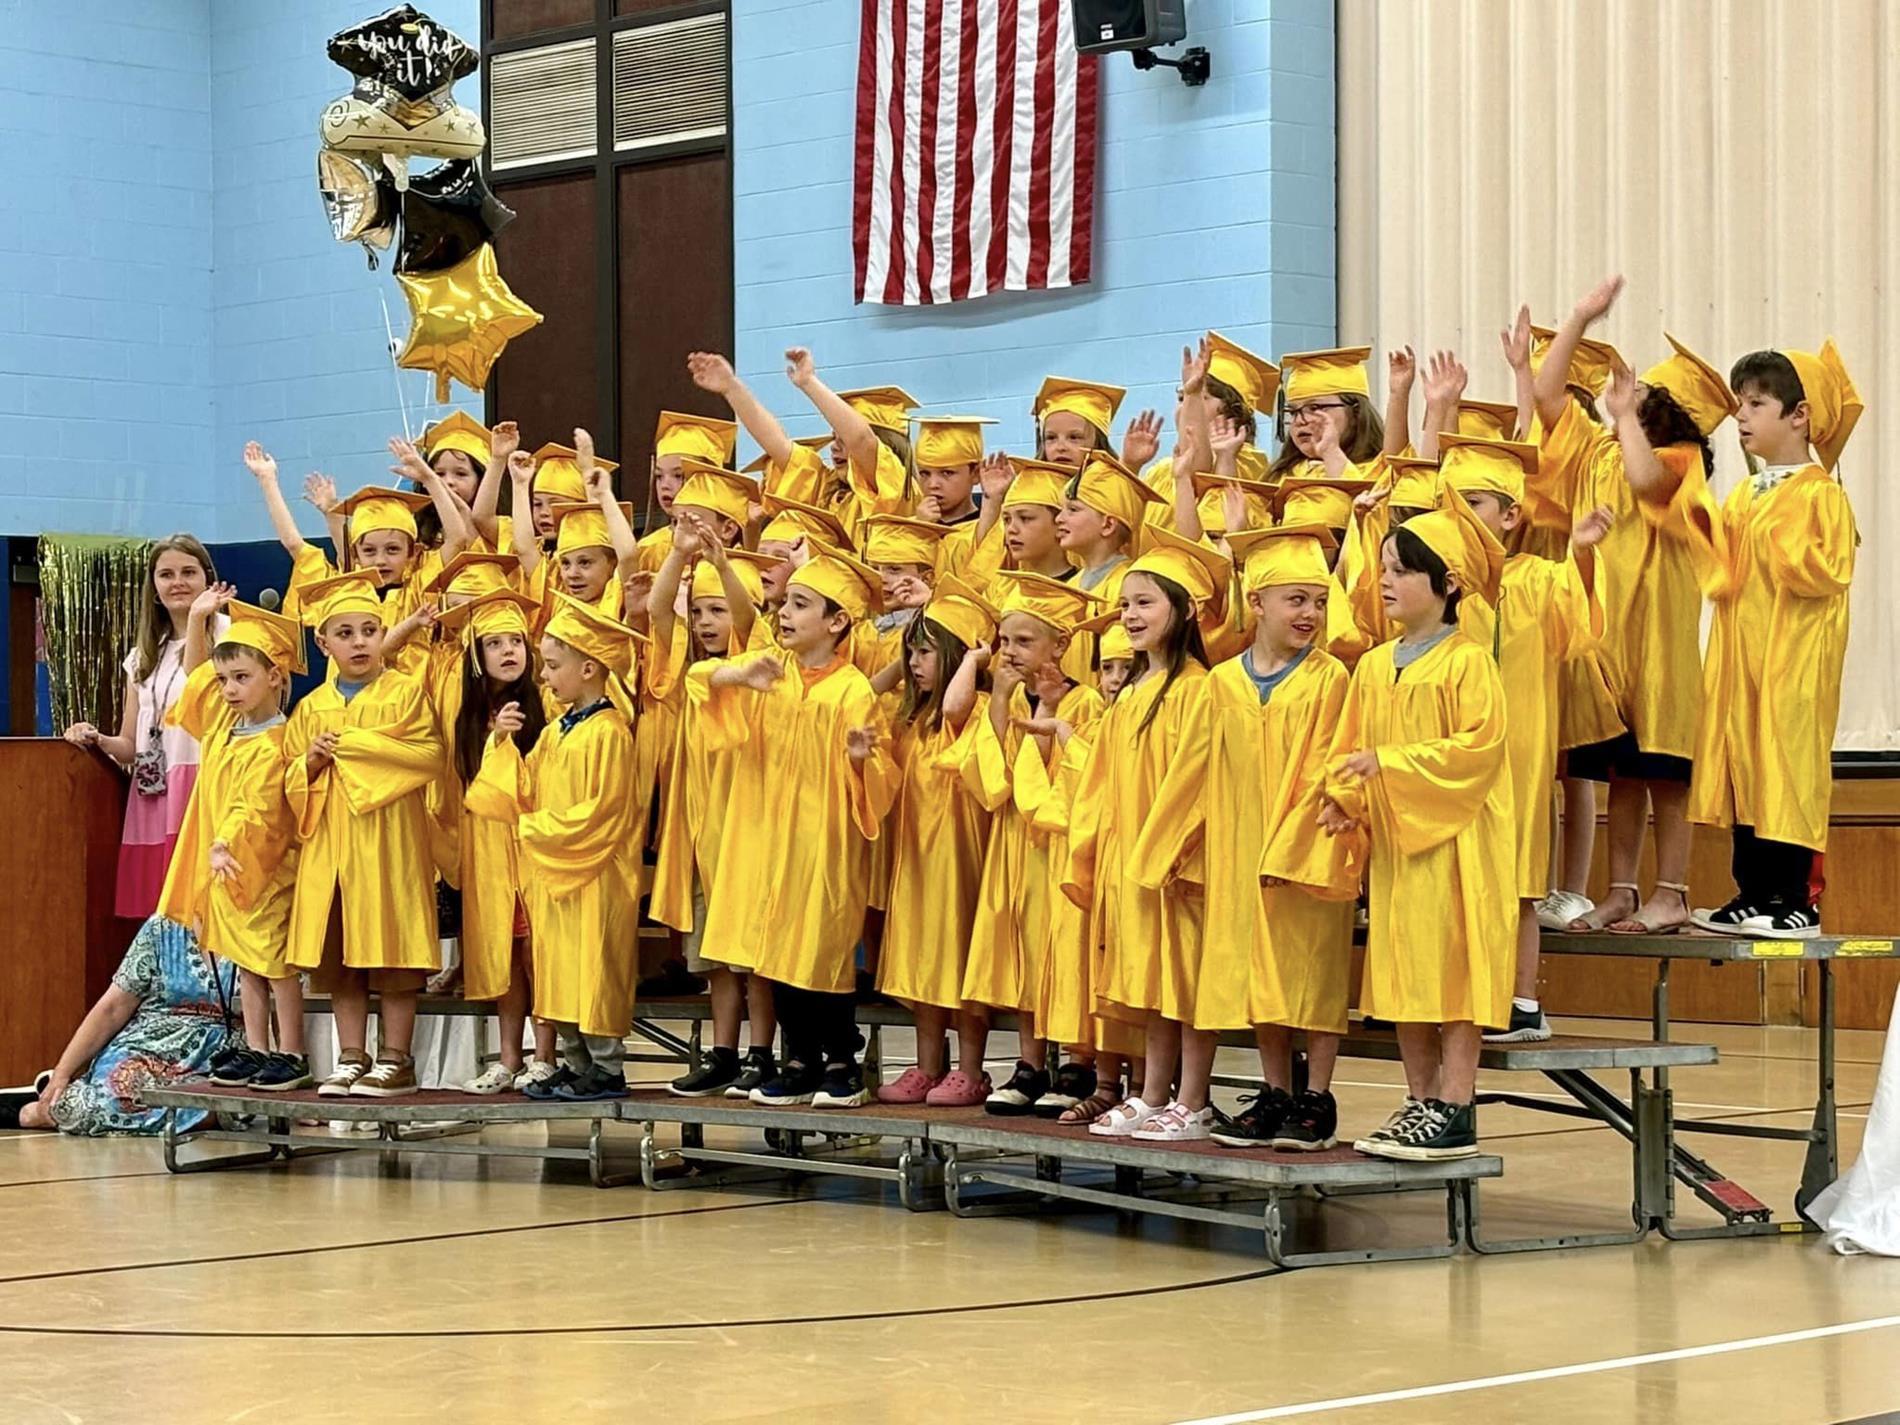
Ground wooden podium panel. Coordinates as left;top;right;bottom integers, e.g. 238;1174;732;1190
0;739;137;1084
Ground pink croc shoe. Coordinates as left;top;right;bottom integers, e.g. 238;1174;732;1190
876;1066;941;1105
924;1070;993;1108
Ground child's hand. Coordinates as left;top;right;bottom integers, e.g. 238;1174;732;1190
411;601;440;633
1572;274;1624;325
785;536;814;570
1353;483;1389;516
687;351;736;394
507;449;536;483
1208;413;1246;463
990;661;1024;701
1340;748;1381;781
243;441;278;484
672;514;706;559
1571;504;1614;550
1121;409;1163;470
977;452;1013;503
1222;480;1250;535
1011;714;1072;744
1422;350;1467;408
913;494;943;523
622;569;655;614
389;436;432;485
490;420;520;464
1027;658;1069;707
1317;797;1355;836
888;574;931;610
1499;304;1532;372
303;472;339;514
492;700;526;739
306;730;340;774
845;724;879;764
967;642;991;671
208;841;242;883
1605;358;1638;421
1388;344;1417;396
784;346;816;390
191;582;236;620
737;653;784;691
1310;412;1343;463
1179;337;1211;396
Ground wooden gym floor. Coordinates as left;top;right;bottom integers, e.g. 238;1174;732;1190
4;1015;1899;1425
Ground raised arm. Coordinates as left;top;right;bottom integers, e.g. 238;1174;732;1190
785;347;879;484
183;582;234;672
689;352;792;469
1416;350;1466;461
941;642;987;730
507;450;543;576
577;427;640;579
646;521;699;652
1536;275;1623;428
245;442;308;556
1176;337;1213;477
1605;359;1675;501
390;437;471;561
698;515;757;649
470;419;519;547
1499;305;1533;439
1383;345;1416;456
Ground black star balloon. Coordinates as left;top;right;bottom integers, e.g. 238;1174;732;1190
395;159;517;274
327;5;477;103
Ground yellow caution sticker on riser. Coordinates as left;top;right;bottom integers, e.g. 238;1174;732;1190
1747;941;1808;958
1835;939;1898;957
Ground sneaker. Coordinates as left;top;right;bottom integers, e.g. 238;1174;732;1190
1742;903;1823;941
725;1047;777;1100
750;1060;821;1106
1536;889;1594;931
1358;1016;1395;1032
812;1061;874;1109
512;1060;559;1091
554;1067;629;1101
462;1062;520;1095
208;1047;267;1088
925;1069;992;1108
670;1047;742;1098
875;1066;942;1105
1032;1061;1098;1117
1367;1098;1479;1161
1352;1097;1425;1153
1208;1086;1292;1148
349;1052;418;1098
983;1061;1049;1116
249;1053;314;1093
1692;895;1759;935
523;1065;580;1101
1132;1102;1215;1142
317;1051;374;1098
1484;1004;1552;1043
1272;1090;1339;1151
1088;1095;1164;1138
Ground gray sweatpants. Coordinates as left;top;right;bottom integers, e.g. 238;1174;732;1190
553;1024;625;1077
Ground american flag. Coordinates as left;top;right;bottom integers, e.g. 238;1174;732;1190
853;0;1100;305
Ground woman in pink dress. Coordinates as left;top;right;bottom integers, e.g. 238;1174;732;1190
61;535;224;916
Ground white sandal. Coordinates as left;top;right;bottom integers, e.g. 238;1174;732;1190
1088;1095;1162;1137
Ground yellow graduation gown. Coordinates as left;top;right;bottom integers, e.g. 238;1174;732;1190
876;715;990;1009
155;664;298;977
282;669;442;974
283;543;434;682
635;524;675;574
954;682;1104;1016
1325;632;1515;1028
468;706;644;1036
695;649;900;994
1064;665;1210;1023
1665;463;1856;852
649;630;748;949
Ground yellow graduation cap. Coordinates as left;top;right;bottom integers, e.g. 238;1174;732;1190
1455;399;1519;441
1400;489;1506;608
758;490;850;549
1529;324;1621;401
551;500;634;556
436;587;539;648
1781;338;1863;471
217;598;307;675
1071;452;1163;533
1272;475;1373;530
424;550;520;600
1033;376;1126;438
1127;523;1233;614
532;443;618;504
788;545;884;621
336;485;431;540
421;410;492;465
1438;432;1539;506
1642;333;1738;437
920;574;999;651
1205;332;1281;413
992;569;1101;636
859;514;950;567
671;460;760;528
1384;455;1441;512
836;385;920;433
689;548;774;605
1280;346;1372;405
654;411;739;466
914;415;995;469
541;590;644;720
1096;620;1133;663
1002;455;1073;511
1226;524;1338;594
300;569;386;628
1235;444;1271;482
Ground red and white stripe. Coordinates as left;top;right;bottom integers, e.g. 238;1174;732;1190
853;0;1099;305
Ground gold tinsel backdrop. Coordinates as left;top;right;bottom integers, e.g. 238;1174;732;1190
39;535;152;733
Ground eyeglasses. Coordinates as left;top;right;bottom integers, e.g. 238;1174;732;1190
1287;402;1348;423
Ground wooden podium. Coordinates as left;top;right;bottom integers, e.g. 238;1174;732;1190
0;739;137;1084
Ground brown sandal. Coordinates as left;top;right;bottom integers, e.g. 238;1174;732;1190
1058;1083;1124;1125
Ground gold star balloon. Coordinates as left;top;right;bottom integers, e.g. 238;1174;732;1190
395;242;541;401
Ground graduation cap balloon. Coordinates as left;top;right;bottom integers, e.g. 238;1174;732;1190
327;5;477;103
395;159;516;274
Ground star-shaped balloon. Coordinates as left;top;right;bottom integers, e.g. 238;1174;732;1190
395;243;542;402
396;159;517;274
328;5;477;103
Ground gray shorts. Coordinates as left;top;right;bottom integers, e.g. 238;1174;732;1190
681;883;739;975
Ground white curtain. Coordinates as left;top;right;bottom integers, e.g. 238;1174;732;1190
1808;985;1900;1255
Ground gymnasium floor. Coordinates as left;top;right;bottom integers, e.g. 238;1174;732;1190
5;1016;1898;1425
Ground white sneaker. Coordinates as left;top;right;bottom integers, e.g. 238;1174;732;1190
1132;1102;1215;1142
461;1062;518;1095
1087;1095;1162;1137
512;1060;559;1090
317;1052;373;1098
1536;890;1594;931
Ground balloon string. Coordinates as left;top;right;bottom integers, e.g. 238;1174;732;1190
377;287;418;442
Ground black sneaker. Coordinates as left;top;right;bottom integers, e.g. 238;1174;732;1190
249;1053;314;1092
1031;1060;1098;1117
670;1047;741;1097
985;1060;1050;1116
1743;903;1823;941
1367;1098;1478;1161
1483;1004;1552;1043
750;1059;822;1106
724;1047;777;1100
1358;1016;1395;1033
523;1065;581;1101
1692;895;1759;935
812;1060;873;1109
209;1047;267;1087
1272;1089;1339;1150
1209;1086;1293;1148
555;1066;629;1101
